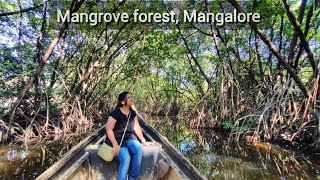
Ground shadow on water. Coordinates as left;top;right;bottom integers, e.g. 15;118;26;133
0;131;93;180
142;114;320;180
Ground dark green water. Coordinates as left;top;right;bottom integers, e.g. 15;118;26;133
142;114;320;180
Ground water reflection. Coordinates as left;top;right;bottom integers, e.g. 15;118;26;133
143;114;320;180
0;131;93;180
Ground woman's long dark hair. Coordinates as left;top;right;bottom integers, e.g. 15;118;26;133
117;91;129;107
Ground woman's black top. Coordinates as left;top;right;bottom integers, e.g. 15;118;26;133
105;107;137;147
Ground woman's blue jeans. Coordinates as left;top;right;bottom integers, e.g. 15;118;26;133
117;139;142;180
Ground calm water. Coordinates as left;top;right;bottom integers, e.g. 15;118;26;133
1;115;319;180
0;131;93;179
142;114;320;180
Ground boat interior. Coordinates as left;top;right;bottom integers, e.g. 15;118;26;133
61;140;186;180
36;119;206;180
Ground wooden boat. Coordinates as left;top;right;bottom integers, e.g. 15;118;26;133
36;115;207;180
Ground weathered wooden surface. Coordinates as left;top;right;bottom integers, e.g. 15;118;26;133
36;116;207;180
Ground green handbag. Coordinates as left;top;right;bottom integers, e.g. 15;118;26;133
98;112;131;162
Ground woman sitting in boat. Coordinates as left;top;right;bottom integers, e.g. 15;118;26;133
105;91;152;180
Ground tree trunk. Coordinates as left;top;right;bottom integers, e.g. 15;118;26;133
34;0;48;102
6;0;85;139
255;32;265;83
267;18;276;83
228;0;310;98
283;0;318;77
293;0;319;70
50;33;66;88
287;0;306;67
0;0;50;17
276;16;284;84
177;25;214;91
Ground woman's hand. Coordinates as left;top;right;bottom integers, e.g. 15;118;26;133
113;144;120;156
141;139;153;146
143;141;153;145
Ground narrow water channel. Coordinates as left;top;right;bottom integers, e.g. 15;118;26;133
142;114;320;180
0;115;319;180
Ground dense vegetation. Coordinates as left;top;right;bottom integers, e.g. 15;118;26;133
0;0;319;152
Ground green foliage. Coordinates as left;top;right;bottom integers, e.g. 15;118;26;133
0;0;319;154
222;121;233;129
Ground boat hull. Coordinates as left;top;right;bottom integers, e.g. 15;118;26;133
36;117;206;180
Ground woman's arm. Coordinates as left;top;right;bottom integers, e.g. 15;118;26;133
105;116;120;156
133;116;146;143
133;116;153;145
